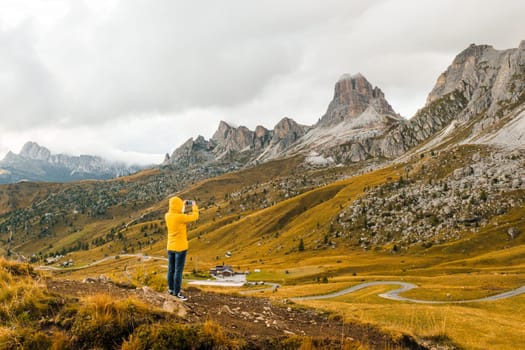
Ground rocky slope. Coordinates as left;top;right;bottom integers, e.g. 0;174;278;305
334;146;525;249
43;278;425;350
0;142;141;183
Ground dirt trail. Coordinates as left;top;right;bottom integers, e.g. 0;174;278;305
46;278;423;349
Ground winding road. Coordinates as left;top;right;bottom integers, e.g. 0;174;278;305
291;281;525;304
37;256;525;304
35;253;166;272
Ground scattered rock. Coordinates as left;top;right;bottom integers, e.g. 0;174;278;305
82;277;98;283
98;274;111;283
219;305;235;315
82;275;112;284
508;227;521;240
162;299;187;318
335;148;525;247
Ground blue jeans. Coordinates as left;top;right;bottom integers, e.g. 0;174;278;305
167;250;187;294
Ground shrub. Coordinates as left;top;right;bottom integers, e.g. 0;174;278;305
70;294;153;350
122;320;242;350
0;327;52;350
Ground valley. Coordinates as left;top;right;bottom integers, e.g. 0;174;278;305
1;40;525;349
2;143;523;349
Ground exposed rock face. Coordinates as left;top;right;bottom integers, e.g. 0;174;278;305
425;41;525;145
277;74;403;162
163;118;310;168
254;125;272;150
427;42;525;116
272;118;308;146
0;142;140;183
260;118;310;159
328;40;525;162
164;73;403;169
212;121;255;154
164;40;525;171
19;141;52;160
368;89;469;158
319;73;398;127
168;136;215;167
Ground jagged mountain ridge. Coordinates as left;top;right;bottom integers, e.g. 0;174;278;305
0;142;141;183
163;117;312;169
164;40;525;170
163;73;401;169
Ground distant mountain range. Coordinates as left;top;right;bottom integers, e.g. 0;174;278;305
3;40;524;184
0;142;142;183
164;40;525;171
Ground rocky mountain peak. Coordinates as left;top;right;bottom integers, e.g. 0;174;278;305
211;122;254;154
255;125;269;138
272;117;308;142
426;40;525;118
318;73;397;127
211;121;233;142
455;43;494;62
19;141;51;160
164;40;525;171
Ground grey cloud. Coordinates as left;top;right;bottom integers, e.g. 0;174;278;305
0;23;60;128
38;0;366;126
1;0;525;162
1;0;376;129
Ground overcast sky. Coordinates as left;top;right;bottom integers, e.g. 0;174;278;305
0;0;524;165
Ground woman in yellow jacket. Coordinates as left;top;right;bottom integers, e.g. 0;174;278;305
165;196;199;300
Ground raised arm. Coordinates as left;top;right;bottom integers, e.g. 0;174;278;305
181;203;199;223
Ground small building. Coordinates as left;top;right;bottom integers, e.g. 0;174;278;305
45;257;58;264
45;254;64;264
210;265;234;277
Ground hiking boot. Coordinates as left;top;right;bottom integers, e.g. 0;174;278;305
175;292;188;301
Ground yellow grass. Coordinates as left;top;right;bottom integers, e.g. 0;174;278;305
3;147;524;349
297;295;525;350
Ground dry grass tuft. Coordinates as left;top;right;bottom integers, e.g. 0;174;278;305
70;294;153;349
0;258;59;327
121;319;244;350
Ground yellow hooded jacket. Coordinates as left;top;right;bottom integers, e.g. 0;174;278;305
165;196;199;251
